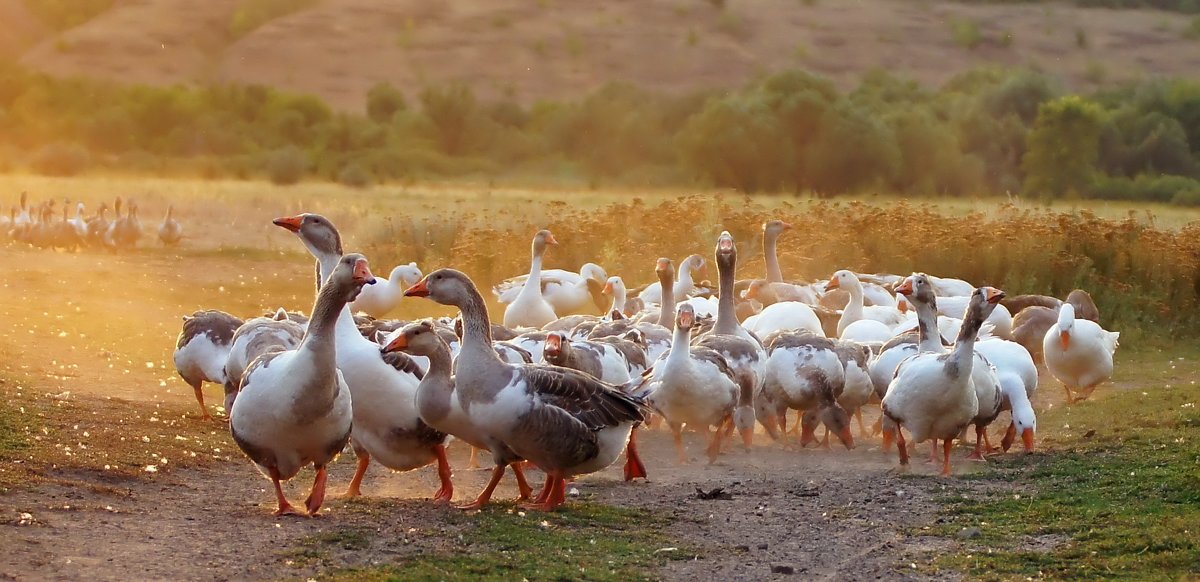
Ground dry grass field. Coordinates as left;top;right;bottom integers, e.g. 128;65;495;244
5;0;1200;109
0;174;1197;579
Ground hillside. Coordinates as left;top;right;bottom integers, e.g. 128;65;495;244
9;0;1200;111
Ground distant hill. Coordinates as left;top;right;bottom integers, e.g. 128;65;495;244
8;0;1200;111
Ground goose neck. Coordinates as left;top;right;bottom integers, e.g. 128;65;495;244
714;254;739;335
657;271;676;331
610;283;626;314
764;233;783;283
668;325;692;365
914;296;942;352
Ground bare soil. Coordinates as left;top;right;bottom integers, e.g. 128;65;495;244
14;0;1200;110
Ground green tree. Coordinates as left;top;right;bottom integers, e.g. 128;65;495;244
1022;96;1106;198
677;94;790;193
419;83;481;156
366;82;407;124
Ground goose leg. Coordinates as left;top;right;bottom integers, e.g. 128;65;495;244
269;467;306;517
671;423;688;464
188;379;213;421
304;464;329;516
467;446;481;470
870;416;884;437
525;475;567;511
511;463;534;500
926;440;939;464
345;448;370;498
855;408;868;439
967;426;988;462
1062;383;1075;404
941;439;955;476
623;429;648;481
431;444;454;504
457;465;505;511
895;426;910;466
532;474;555;505
704;423;724;464
1000;421;1017;452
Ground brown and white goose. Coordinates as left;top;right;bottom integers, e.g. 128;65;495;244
273;214;452;502
381;321;535;509
881;287;1004;476
173;310;244;420
502;230;560;329
637;254;706;305
404;269;648;511
223;308;305;413
693;231;764;451
230;254;370;516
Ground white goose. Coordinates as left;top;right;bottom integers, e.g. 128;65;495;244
173;310;244;420
229;253;369;516
496;262;607;315
975;338;1038;453
158;205;182;247
1043;303;1119;403
502;230;560;329
350;262;422;318
641;303;741;464
273;214;452;502
637;254;706;305
826;270;908;337
602;276;630;317
67;202;88;238
742;301;824;338
881;286;1004;476
405;269;648;511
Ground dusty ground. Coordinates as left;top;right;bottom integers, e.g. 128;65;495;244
12;0;1200;109
0;212;1162;581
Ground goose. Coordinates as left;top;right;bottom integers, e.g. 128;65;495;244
693;231;766;451
495;263;608;315
868;274;946;404
403;268;648;511
640;304;741;463
542;331;647;481
223;309;305;413
0;207;12;235
502;230;560;329
67;202;87;238
637;254;706;305
927;295;1013;340
229;253;370;516
273;214;451;502
106;199;142;249
742;301;824;338
590;258;674;363
158;205;183;247
85;203;109;247
881;286;1004;475
381;321;536;509
13;191;31;229
834;340;874;438
1011;306;1057;366
758;331;855;449
632;258;678;326
1002;294;1061;314
826;270;908;336
1066;289;1100;322
762;219;792;283
350;262;422;318
839;319;895;343
602;276;632;317
975;338;1038;453
743;280;821;306
173;310;244;420
1043;303;1118;403
929;275;975;297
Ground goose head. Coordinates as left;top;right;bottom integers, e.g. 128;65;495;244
762;220;792;239
19;191;26;211
655;257;673;281
1001;408;1037;454
799;402;855;451
380;320;443;357
272;213;344;263
602;276;623;296
675;303;696;331
542;331;569;362
895;273;937;311
404;268;476;308
826;269;861;293
532;229;557;256
1057;303;1076;350
327;253;376;303
963;286;1005;329
579;262;607;283
683;254;707;278
714;231;736;269
389;262;423;286
742;280;765;300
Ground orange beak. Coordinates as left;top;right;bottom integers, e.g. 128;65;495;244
895;277;914;296
740;427;754;450
1060;330;1071;350
603;281;613;295
272;215;304;233
745;284;760;300
545;233;559;245
826;276;841;290
353;258;376;285
404;277;430;297
839;428;856;450
678;310;694;329
781;222;793;230
984;287;1006;305
545;334;562;353
697;263;708;277
382;333;408;353
1021;428;1035;453
718;237;734;251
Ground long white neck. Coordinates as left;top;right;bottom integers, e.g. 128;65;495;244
518;249;544;300
667;324;692;367
675;261;694;298
945;308;984;379
764;233;783;283
317;253;370;348
609;283;626;314
838;279;865;334
913;296;943;352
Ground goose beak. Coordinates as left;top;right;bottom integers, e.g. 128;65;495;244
839;427;856;450
744;284;759;300
782;221;793;230
545;233;559;245
678;310;694;329
1060;330;1071;350
381;333;408;353
717;233;734;251
1021;428;1035;453
404;278;430;297
544;335;561;356
655;258;670;273
353;259;376;285
984;287;1005;305
894;278;914;296
272;215;304;233
602;281;613;295
826;276;841;290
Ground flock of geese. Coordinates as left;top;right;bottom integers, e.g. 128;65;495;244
2;191;183;249
172;214;1120;516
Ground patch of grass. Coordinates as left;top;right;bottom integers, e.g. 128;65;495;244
324;503;685;581
1075;28;1089;49
0;389;31;459
1186;15;1200;39
228;0;317;40
950;18;983;49
938;384;1200;579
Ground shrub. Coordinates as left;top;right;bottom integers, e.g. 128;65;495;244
950;18;983;49
266;146;309;185
337;162;372;188
30;142;90;176
366;82;406;123
1171;188;1200;206
1023;96;1106;198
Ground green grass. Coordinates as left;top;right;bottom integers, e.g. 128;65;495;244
0;394;29;459
937;384;1200;579
323;503;685;581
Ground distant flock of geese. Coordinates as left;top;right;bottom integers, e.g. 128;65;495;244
2;191;182;250
171;214;1120;515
